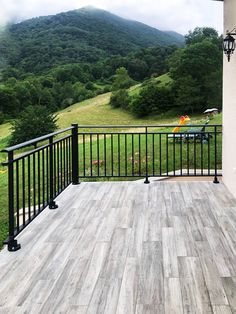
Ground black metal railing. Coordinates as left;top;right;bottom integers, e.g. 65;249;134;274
1;126;79;251
1;123;222;251
77;124;222;183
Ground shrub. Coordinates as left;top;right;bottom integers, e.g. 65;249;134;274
110;89;130;109
130;84;174;117
85;82;95;90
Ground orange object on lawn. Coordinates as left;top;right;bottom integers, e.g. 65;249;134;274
172;115;190;133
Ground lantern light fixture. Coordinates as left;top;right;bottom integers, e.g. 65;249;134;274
223;28;236;62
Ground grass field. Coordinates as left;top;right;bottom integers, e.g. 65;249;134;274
0;73;222;249
78;126;222;179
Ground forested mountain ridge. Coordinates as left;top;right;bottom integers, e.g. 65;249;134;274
0;6;184;74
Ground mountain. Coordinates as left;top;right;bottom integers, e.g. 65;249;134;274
0;7;184;74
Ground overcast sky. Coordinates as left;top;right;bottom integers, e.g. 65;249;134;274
0;0;223;35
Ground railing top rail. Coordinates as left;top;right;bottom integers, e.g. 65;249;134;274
1;126;73;153
2;134;73;165
77;124;222;129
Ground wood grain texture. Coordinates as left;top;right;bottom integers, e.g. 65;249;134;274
164;278;184;314
212;305;233;314
0;181;236;313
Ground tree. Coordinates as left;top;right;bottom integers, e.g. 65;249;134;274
113;67;134;90
10;105;58;145
0;86;20;116
169;29;222;113
110;89;130;109
173;76;202;114
130;83;174;117
185;27;219;45
127;59;148;81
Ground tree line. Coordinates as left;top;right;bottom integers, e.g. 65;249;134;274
0;46;175;122
111;27;223;117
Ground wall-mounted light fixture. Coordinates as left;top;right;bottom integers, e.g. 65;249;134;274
223;28;236;62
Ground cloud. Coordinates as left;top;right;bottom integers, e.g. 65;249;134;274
0;0;223;35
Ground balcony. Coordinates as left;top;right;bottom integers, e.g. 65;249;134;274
1;180;236;312
1;124;236;313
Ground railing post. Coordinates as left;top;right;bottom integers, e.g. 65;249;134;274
49;136;58;209
213;125;219;184
71;124;79;185
144;127;150;184
6;151;21;251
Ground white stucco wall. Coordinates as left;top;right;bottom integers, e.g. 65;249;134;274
223;0;236;197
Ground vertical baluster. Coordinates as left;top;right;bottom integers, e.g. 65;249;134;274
54;142;57;197
6;150;21;251
69;136;72;181
16;160;20;232
22;158;26;226
61;141;64;188
194;134;196;176
57;142;60;193
33;153;36;215
46;147;49;203
166;134;169;175
159;133;162;176
28;155;31;221
139;133;141;176
83;134;86;177
104;134;107;177
187;134;190;175
144;127;149;184
38;151;41;212
97;134;100;177
173;133;176;176
180;134;183;176
132;133;134;176
53;142;56;196
49;136;58;209
90;134;93;177
125;133;127;176
57;141;63;191
63;139;66;188
118;133;121;177
71;124;79;185
42;149;45;207
201;132;203;176
152;133;155;176
66;138;69;185
208;132;211;176
213;126;219;184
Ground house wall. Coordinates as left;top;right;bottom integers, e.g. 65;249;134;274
223;0;236;197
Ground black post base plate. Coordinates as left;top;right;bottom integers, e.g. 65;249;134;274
49;201;58;209
213;177;220;184
72;181;80;185
5;239;21;252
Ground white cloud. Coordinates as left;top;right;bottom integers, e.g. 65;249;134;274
0;0;223;35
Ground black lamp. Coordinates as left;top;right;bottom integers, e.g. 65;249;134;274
223;29;236;62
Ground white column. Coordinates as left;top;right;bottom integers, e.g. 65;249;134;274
223;0;236;197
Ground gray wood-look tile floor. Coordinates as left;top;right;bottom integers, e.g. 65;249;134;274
1;181;236;314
